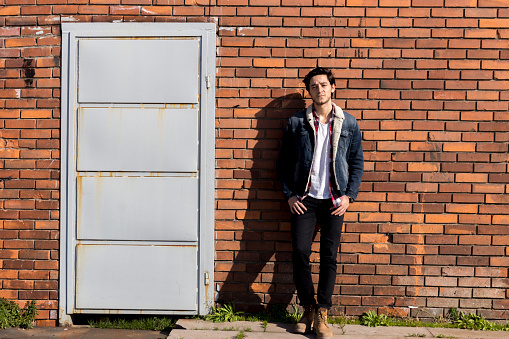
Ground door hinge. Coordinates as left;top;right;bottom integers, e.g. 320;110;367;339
204;271;210;285
205;75;211;89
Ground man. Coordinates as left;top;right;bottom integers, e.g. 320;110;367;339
277;67;364;338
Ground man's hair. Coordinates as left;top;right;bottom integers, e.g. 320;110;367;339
303;67;335;92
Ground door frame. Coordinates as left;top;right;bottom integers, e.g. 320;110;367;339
59;23;216;325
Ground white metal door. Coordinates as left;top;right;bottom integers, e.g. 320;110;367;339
60;23;215;325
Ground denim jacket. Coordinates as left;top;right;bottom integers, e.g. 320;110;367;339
277;103;364;201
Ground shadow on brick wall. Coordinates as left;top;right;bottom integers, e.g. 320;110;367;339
216;92;309;314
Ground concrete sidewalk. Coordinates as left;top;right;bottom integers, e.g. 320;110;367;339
0;326;167;339
2;319;508;339
169;319;508;339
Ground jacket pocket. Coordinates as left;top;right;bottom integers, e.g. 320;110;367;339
338;130;351;149
297;129;312;151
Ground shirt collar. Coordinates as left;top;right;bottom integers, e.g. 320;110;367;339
312;104;336;121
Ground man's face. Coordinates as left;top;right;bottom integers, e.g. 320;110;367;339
308;74;335;106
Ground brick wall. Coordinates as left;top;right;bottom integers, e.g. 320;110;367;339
1;0;508;326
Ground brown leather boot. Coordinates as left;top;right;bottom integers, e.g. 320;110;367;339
314;307;333;338
294;305;315;333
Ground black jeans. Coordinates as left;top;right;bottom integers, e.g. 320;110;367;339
291;196;344;310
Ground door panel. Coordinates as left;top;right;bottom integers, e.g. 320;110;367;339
75;244;198;310
78;39;200;104
77;176;198;241
77;107;199;172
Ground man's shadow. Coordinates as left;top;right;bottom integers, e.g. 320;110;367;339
217;92;323;316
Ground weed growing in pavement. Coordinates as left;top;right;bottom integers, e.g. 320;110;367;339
354;308;509;332
259;303;302;324
407;334;426;337
448;308;509;331
205;303;303;324
220;326;239;331
286;304;302;323
205;304;245;323
88;315;177;331
328;314;349;334
215;325;251;332
360;310;389;327
0;298;37;329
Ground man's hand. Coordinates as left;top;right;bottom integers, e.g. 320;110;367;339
330;195;350;216
288;196;307;215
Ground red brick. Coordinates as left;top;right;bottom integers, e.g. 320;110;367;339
493;215;509;225
5;37;36;48
440;287;472;298
0;6;21;15
473;288;505;299
108;5;139;14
